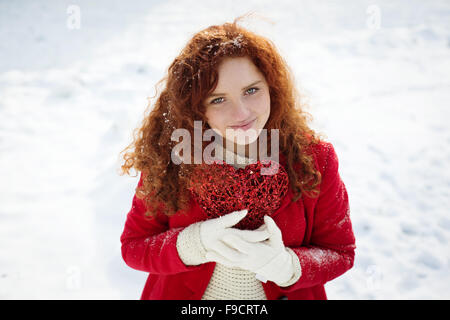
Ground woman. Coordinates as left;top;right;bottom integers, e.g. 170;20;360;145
119;15;356;300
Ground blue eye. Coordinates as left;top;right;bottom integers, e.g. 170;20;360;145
246;87;259;94
210;97;224;105
209;87;259;105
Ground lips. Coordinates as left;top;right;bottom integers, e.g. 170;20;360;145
230;118;256;130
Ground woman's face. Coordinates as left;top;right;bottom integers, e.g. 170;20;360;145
203;56;271;148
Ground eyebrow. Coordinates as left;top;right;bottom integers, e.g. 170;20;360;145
207;80;263;98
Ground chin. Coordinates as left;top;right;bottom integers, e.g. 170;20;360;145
229;127;262;146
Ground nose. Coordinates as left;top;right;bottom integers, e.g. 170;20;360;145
230;100;252;123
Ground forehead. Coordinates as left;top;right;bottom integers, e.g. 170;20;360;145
215;56;264;85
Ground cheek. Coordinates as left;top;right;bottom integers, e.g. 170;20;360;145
253;92;271;116
205;109;226;131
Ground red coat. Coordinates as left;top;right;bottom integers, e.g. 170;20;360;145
120;141;356;300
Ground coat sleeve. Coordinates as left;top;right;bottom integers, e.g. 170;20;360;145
280;142;356;292
120;173;203;275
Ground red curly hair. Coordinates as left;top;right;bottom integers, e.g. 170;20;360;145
119;14;327;217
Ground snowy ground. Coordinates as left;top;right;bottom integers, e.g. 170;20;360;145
0;0;449;299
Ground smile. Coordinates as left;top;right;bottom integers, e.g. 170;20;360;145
229;118;256;130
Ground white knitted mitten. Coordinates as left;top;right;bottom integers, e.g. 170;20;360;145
176;209;270;266
206;215;302;287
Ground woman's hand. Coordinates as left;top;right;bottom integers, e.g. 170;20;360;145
205;215;298;286
200;209;271;263
176;208;270;266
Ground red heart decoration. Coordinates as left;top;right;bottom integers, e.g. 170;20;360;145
188;159;289;230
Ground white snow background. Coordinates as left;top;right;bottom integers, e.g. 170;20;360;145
0;0;449;299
